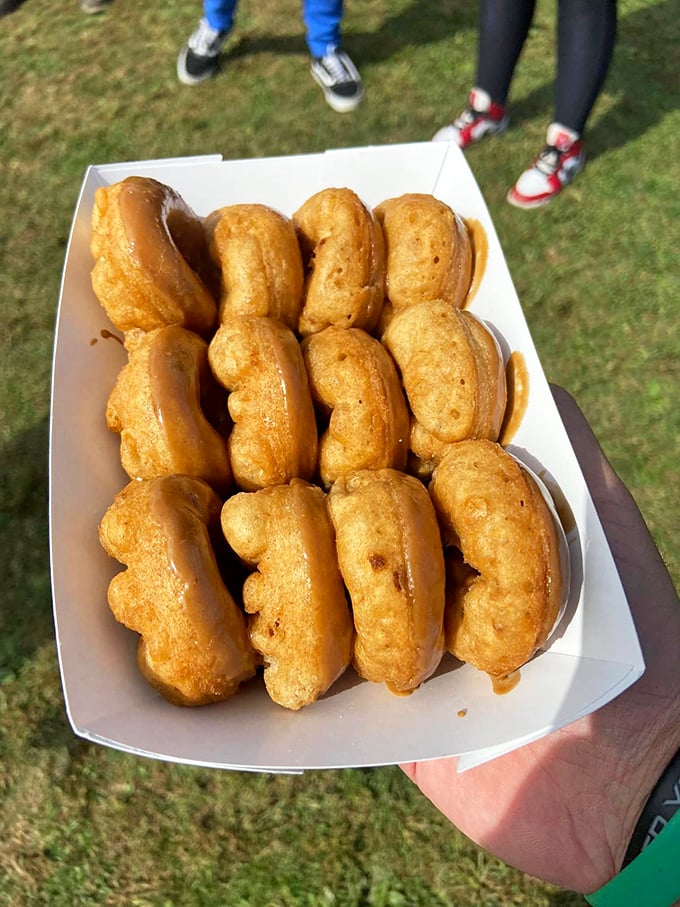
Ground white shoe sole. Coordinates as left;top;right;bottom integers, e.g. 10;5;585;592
507;155;585;209
310;69;364;112
432;116;509;146
506;189;555;209
176;47;219;86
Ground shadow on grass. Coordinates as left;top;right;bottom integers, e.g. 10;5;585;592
0;0;28;17
0;416;86;768
0;417;53;678
548;891;588;907
224;0;478;63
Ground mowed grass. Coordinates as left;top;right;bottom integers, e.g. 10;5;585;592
0;0;678;904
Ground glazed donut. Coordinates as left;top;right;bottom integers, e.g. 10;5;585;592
90;176;217;335
327;469;446;694
301;326;410;487
98;475;258;706
204;203;304;330
382;300;507;455
220;479;354;710
429;440;566;679
374;193;472;312
293;187;385;336
208;315;318;491
106;325;232;495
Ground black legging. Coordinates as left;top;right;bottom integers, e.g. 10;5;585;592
476;0;617;135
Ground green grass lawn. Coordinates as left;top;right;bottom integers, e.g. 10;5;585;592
0;0;678;903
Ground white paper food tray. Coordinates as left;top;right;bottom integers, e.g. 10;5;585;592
49;143;644;774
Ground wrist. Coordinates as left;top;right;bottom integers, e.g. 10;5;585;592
622;745;680;867
566;646;680;891
585;809;680;907
604;687;680;874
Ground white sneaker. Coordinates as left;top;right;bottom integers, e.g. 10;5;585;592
177;18;229;85
507;123;585;209
432;88;509;147
310;48;364;112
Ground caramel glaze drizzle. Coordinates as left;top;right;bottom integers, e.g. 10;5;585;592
90;328;124;346
148;326;230;490
462;218;489;309
491;670;521;695
150;478;223;628
460;219;530;450
499;351;530;446
148;478;252;668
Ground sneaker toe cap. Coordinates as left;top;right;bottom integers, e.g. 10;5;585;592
514;167;550;198
431;124;461;144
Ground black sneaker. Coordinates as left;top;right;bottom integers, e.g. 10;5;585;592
310;48;364;112
177;18;229;85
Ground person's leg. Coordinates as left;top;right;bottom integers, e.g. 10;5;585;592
433;0;535;146
177;0;239;85
302;0;342;58
507;0;617;208
554;0;617;134
202;0;238;34
476;0;537;106
305;0;364;112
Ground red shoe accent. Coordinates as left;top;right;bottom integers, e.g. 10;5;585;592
456;95;508;148
551;129;577;152
507;139;585;209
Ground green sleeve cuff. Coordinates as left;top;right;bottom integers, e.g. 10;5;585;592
585;810;680;907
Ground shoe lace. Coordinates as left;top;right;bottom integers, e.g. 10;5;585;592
320;51;354;85
454;106;486;128
190;19;224;56
535;145;563;176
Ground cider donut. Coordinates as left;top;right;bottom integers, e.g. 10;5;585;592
220;479;354;710
106;325;232;495
98;475;258;706
293;187;385;336
382;301;507;458
204;203;304;330
90;176;216;335
429;440;566;679
327;469;446;694
208;315;318;491
374;193;472;312
301;326;410;488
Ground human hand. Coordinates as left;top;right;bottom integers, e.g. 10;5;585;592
400;386;680;893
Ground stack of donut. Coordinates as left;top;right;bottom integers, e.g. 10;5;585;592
93;176;567;711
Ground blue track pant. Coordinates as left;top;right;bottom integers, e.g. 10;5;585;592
203;0;344;58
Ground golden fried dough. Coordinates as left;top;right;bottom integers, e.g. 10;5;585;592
208;315;318;491
106;325;232;494
429;440;565;679
221;479;353;710
293;187;385;336
382;301;507;456
374;193;472;312
406;418;451;482
204;204;304;329
91;176;217;335
99;476;258;706
327;469;446;694
301;326;410;487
